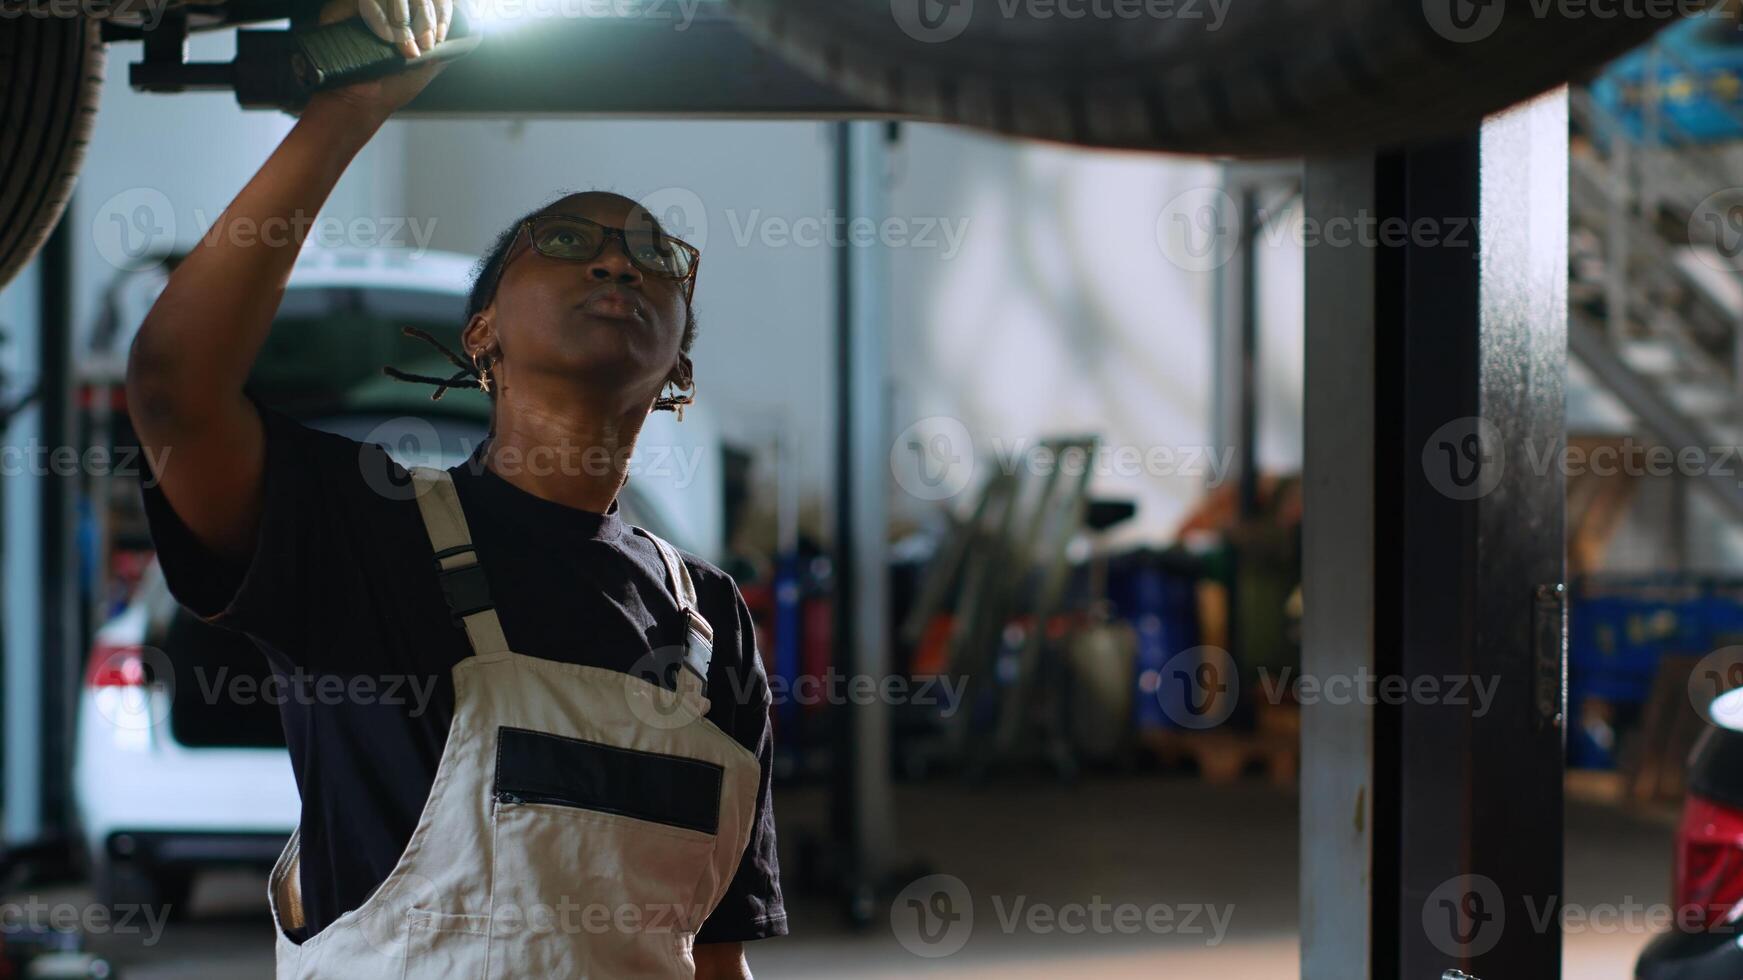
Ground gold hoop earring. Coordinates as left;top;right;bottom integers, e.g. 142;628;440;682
655;378;696;421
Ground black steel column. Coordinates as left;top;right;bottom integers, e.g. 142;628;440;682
1303;89;1569;979
1235;186;1260;521
829;119;861;914
827;120;897;925
39;209;77;840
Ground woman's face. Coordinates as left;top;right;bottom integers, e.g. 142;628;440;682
468;192;691;409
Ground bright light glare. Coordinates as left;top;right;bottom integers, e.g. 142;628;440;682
455;0;716;35
456;0;598;36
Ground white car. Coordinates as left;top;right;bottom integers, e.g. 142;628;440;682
72;246;722;912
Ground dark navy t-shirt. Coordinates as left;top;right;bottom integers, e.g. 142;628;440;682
138;395;787;944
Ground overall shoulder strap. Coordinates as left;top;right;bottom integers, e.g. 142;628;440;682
631;526;714;683
410;467;509;656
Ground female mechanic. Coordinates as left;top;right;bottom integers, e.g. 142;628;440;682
124;9;786;977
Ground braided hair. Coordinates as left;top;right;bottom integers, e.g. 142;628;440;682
384;193;700;403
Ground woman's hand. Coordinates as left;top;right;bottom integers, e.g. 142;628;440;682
301;0;452;126
329;0;451;58
693;943;750;979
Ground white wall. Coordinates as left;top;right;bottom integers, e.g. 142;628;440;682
1254;198;1306;478
886;124;1231;543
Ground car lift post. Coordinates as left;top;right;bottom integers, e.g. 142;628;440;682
1213;162;1303;688
1302;89;1570;978
2;212;78;851
829;119;899;924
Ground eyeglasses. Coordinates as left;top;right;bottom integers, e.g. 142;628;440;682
489;213;701;304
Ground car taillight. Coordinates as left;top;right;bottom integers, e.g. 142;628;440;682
1676;794;1743;930
86;641;145;688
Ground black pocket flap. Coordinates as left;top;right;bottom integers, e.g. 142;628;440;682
494;727;723;835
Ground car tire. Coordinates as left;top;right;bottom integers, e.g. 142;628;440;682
96;860;195;921
0;15;104;289
724;0;1694;155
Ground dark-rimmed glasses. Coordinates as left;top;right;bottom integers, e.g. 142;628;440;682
489;213;701;303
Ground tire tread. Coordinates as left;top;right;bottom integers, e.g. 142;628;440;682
0;17;104;289
725;0;1691;154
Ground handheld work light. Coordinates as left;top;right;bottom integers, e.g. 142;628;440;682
126;9;483;109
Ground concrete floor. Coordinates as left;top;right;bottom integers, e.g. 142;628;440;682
12;777;1675;979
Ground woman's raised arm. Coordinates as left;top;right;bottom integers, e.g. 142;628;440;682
126;45;446;564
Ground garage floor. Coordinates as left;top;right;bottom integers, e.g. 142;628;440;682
15;777;1672;979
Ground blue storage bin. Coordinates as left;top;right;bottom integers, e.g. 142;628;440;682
1107;551;1206;733
1571;574;1743;708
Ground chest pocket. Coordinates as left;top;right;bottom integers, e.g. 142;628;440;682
493;726;723;834
487;726;722;977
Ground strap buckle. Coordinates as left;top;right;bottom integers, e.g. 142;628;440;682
683;618;714;684
432;544;495;619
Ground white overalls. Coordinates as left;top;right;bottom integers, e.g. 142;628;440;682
266;466;762;979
